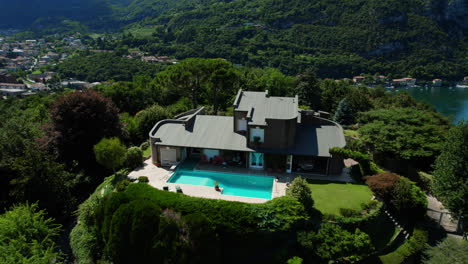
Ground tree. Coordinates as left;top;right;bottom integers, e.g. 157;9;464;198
0;114;77;219
320;80;351;113
298;223;373;262
43;90;123;167
286;177;314;213
358;108;449;171
423;237;468;264
157;58;239;112
391;177;427;219
365;173;401;200
334;98;354;125
125;146;143;169
0;203;62;264
134;104;171;141
432;122;468;220
295;68;321;109
94;137;127;172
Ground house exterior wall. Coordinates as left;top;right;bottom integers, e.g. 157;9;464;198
150;142;182;165
233;111;248;132
263;118;296;149
328;155;344;175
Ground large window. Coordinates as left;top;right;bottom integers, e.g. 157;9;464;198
250;127;264;143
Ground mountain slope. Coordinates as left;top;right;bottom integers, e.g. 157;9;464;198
120;0;467;79
0;0;466;79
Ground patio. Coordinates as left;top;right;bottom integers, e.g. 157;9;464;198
127;158;353;204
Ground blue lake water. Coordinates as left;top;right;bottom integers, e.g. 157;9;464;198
394;86;468;124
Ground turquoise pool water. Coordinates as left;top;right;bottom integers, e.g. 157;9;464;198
167;170;274;199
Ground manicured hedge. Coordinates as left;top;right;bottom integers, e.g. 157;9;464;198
330;147;383;181
332;201;384;227
379;228;428;264
122;183;308;232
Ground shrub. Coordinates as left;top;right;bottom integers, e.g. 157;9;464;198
94;137;127;172
301;223;374;262
416;171;433;192
140;141;149;150
339;208;361;217
330;147;384;181
70;223;97;264
287;256;303;264
0;203;62;263
286;177;314;213
114;179;130;192
118;183;308;233
365;172;401;200
126;147;143;169
138;176;149;183
391;177;427;219
255;195;308;231
422;237;468;264
380;228;428;264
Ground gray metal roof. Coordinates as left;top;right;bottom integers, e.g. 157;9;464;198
234;90;299;126
255;124;346;157
153;115;253;152
152;114;345;157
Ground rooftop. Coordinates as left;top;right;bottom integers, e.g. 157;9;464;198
233;90;298;126
151;112;345;157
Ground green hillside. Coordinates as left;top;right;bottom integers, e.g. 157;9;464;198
1;0;466;79
118;0;467;79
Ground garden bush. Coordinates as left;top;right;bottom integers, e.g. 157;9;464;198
116;183;308;233
365;172;400;200
423;237;468;264
330;147;383;182
298;223;374;262
125;146;143;169
339;208;361;217
379;228;428;264
287;256;303;264
391;177;427;219
138;176;149;183
286;177;314;213
139;141;149;150
416;171;433;192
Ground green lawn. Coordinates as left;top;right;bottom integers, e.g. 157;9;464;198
124;26;157;37
307;180;373;215
143;147;151;159
344;129;359;137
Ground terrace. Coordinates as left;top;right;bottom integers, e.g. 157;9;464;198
128;157;354;203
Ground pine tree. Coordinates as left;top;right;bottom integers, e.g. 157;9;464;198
334;98;355;125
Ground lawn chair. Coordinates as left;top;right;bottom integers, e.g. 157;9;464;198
176;185;183;193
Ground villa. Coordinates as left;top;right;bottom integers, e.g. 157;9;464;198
149;90;346;176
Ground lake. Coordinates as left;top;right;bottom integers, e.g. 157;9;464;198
393;86;468;124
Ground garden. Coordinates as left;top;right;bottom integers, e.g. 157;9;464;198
306;180;373;216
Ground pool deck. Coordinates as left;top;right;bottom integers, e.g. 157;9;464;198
128;159;353;204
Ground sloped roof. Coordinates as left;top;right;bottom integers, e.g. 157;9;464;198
234;90;298;126
152;114;345;157
153;115;252;152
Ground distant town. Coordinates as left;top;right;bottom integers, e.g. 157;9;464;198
0;33;467;100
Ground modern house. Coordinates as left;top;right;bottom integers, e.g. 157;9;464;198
392;77;416;87
432;79;442;87
353;76;365;83
149;90;346;175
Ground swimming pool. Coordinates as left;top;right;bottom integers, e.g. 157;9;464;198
167;170;274;199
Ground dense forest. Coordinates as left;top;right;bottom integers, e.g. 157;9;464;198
2;0;467;79
1;58;467;263
0;0;467;263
